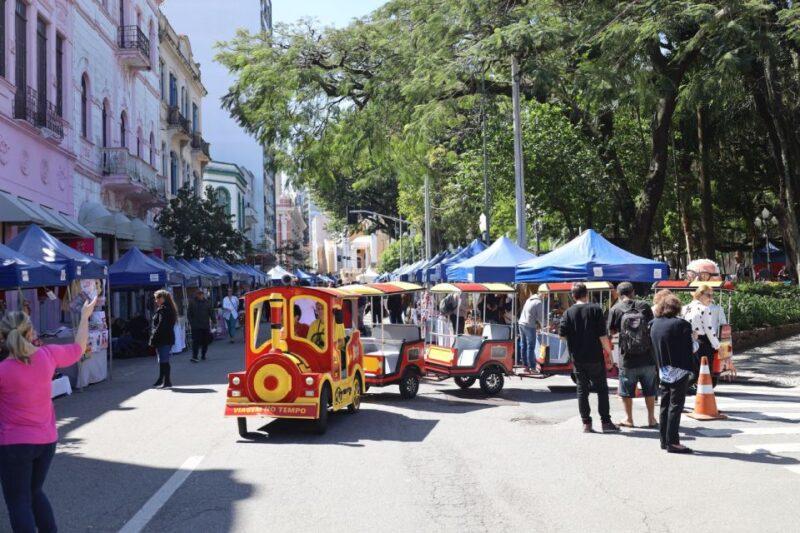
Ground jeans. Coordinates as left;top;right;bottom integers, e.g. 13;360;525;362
155;344;172;363
573;361;611;424
518;324;538;367
618;365;659;397
191;328;210;359
0;443;57;533
226;315;237;339
660;375;689;447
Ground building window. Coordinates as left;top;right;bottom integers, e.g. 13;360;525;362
120;111;127;148
55;34;64;116
169;73;177;107
80;75;89;138
15;0;26;91
192;103;198;133
101;101;109;147
159;59;165;100
36;17;46;119
1;0;6;78
149;132;155;166
170;151;177;193
216;187;231;216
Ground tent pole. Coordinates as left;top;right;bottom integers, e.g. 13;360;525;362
104;277;114;380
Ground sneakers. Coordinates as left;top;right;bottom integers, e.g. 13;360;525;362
601;421;621;433
582;423;594;433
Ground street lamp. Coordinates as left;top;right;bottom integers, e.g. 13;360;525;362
479;213;488;243
754;208;779;279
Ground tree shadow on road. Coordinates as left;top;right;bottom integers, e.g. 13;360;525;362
237;407;437;446
364;391;502;414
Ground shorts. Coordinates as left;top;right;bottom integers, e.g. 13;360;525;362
618;365;658;398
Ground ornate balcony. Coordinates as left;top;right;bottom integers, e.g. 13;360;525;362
117;26;151;71
101;148;166;207
167;106;191;144
13;87;64;140
190;132;211;162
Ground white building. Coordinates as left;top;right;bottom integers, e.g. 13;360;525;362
72;0;165;261
203;160;248;232
157;8;209;197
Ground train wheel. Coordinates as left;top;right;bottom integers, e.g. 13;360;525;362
454;376;476;389
313;386;331;434
237;417;248;439
399;372;420;399
480;369;504;395
348;376;362;413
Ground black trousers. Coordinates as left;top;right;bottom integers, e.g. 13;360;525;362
449;314;465;335
573;361;610;424
694;335;714;375
191;328;210;359
660;375;689;447
0;443;57;533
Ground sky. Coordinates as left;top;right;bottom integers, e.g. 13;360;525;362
160;0;388;176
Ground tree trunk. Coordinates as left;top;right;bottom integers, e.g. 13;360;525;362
676;141;696;262
696;106;716;259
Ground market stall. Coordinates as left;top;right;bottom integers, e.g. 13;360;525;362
433;239;487;283
109;247;184;355
0;242;70;397
7;224;110;389
514;229;669;283
447;236;536;283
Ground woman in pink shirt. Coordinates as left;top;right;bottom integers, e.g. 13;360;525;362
0;296;97;532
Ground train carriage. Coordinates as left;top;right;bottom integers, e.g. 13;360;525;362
225;286;364;436
339;282;427;399
424;282;516;395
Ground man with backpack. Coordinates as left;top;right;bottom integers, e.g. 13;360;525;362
607;281;658;428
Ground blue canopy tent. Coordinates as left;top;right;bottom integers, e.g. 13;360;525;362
166;257;201;287
435;239;488;282
0;243;67;289
8;224;107;280
447;236;536;283
294;268;316;285
201;257;247;284
397;259;427;282
109;247;181;288
515;229;670;283
753;241;786;264
410;251;444;283
186;259;227;285
419;249;456;283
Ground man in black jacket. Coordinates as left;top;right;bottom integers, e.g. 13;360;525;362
559;283;620;434
188;289;214;362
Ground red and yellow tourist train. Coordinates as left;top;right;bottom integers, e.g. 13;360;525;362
225;286;364;436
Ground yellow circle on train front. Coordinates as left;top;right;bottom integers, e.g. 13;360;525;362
253;364;292;402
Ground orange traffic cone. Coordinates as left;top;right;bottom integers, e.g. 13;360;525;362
687;356;727;421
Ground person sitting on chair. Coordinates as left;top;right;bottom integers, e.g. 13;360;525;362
293;304;309;338
307;302;326;348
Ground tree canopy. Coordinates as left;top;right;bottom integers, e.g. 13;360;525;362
217;0;800;278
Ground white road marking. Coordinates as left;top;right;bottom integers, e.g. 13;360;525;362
736;442;800;454
118;455;204;533
697;426;800;437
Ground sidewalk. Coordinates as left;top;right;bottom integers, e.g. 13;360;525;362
734;333;800;388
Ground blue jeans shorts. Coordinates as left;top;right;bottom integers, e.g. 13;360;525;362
618;365;658;398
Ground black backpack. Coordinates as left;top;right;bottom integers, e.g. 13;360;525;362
619;303;652;357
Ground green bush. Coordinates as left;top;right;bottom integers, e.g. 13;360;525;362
736;282;800;299
730;292;800;331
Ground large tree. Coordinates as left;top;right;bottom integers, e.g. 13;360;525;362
156;185;252;262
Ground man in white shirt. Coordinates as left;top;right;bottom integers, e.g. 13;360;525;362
222;288;239;343
518;291;544;371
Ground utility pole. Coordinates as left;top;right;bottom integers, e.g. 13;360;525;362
424;174;432;261
511;55;527;248
481;74;490;242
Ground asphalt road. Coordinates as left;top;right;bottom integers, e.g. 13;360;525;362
3;336;800;533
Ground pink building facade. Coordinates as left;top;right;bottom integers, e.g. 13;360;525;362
0;0;77;242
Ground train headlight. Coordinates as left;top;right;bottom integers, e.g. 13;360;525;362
305;377;314;386
232;376;241;386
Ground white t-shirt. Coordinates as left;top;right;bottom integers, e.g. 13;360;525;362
222;296;239;320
